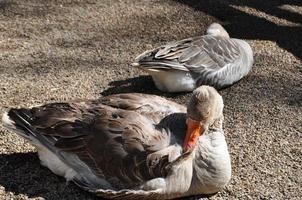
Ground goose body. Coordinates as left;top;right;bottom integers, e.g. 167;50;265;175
131;23;254;92
2;86;231;199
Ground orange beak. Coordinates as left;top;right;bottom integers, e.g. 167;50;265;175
183;118;204;151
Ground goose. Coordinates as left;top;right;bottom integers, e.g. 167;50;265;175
2;86;231;199
131;23;254;92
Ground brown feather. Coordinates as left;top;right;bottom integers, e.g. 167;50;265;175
8;93;187;189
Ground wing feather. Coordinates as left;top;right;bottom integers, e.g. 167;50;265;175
101;93;186;123
133;36;241;76
7;97;179;189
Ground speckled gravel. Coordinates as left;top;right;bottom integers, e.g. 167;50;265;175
0;0;301;200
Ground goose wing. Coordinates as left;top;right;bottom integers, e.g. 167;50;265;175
7;99;179;189
133;36;241;74
101;93;186;123
74;150;193;200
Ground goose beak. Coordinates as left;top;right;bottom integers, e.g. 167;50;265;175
183;118;204;151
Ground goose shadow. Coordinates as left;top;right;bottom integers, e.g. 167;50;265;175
101;75;189;99
0;152;98;199
0;151;217;200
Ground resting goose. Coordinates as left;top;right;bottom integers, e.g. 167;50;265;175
2;86;231;199
131;23;254;92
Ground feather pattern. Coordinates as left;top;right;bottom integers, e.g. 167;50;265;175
132;24;253;92
135;36;240;72
2;88;231;199
4;94;187;191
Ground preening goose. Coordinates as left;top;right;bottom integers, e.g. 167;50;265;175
2;86;231;199
131;23;254;92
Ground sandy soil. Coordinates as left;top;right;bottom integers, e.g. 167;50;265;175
0;0;301;199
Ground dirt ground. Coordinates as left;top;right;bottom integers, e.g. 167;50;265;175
0;0;301;199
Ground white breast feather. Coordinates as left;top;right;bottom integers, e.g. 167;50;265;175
149;70;196;92
35;144;78;181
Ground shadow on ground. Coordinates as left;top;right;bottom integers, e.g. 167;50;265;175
0;0;301;199
0;152;209;200
0;152;98;199
174;0;302;59
101;75;189;99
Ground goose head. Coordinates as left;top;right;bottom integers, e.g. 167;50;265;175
206;23;230;38
183;86;223;151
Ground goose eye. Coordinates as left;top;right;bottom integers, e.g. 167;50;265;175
205;111;210;116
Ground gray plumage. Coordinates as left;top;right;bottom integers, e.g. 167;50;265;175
131;23;254;92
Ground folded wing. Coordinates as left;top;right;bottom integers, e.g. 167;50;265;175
133;36;241;83
7;98;182;189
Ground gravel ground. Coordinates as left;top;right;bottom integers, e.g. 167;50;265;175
0;0;301;199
